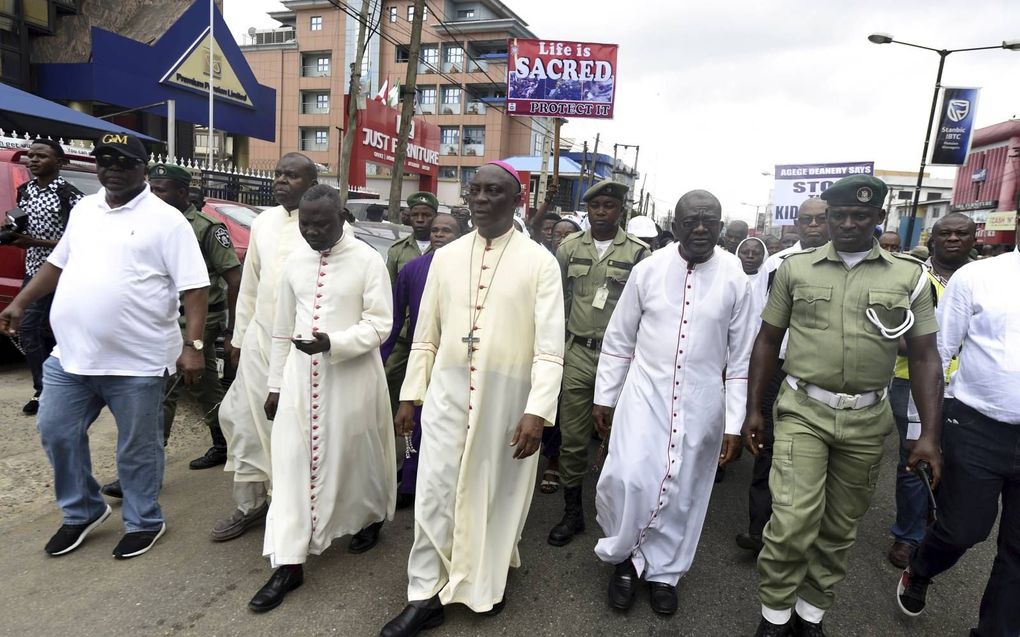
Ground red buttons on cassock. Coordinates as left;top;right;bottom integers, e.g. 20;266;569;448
316;293;322;298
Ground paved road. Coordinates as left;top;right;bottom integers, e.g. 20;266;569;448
0;364;998;637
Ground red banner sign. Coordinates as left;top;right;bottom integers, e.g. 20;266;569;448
354;99;440;177
506;38;618;119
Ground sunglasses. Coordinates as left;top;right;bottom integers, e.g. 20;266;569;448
96;154;143;169
678;215;722;231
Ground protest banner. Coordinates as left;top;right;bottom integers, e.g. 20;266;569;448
507;38;618;119
772;161;875;226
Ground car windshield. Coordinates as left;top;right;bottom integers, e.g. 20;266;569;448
58;170;102;196
213;204;259;228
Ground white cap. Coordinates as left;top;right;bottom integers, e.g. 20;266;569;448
627;215;658;239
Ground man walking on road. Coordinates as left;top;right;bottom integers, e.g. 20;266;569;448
0;133;209;559
744;175;943;636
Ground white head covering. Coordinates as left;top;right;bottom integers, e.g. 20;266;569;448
627;215;658;240
736;236;769;275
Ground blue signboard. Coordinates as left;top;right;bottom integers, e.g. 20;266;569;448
930;87;980;166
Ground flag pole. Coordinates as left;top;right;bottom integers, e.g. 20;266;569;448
207;0;215;169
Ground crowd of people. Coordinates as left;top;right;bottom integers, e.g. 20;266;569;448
1;136;1018;637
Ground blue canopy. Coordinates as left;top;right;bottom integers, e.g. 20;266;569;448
0;82;157;142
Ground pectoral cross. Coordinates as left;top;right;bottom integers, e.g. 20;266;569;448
462;331;480;363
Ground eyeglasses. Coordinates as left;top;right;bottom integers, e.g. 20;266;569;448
678;215;722;231
797;214;828;226
96;154;143;169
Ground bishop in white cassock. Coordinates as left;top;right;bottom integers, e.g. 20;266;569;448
214;154;317;541
246;185;395;613
593;190;756;616
381;162;565;637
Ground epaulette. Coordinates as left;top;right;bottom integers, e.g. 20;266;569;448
890;252;925;266
627;234;650;250
558;230;585;248
781;246;820;260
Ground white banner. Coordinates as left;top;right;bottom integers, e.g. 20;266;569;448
772;161;875;226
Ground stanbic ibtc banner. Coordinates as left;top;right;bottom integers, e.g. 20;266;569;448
930;87;980;166
772;161;875;226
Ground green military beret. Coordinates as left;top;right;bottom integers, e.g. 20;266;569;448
406;191;439;212
820;174;888;209
148;163;193;186
583;180;628;203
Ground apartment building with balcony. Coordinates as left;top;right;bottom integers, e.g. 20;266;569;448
240;0;547;200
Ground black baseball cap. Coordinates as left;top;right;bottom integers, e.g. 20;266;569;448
92;133;148;162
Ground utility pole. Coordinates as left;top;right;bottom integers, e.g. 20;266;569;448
387;0;425;222
338;0;371;210
536;130;551;210
573;140;588;210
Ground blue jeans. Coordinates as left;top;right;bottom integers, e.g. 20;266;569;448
889;377;928;546
37;357;166;532
19;274;55;395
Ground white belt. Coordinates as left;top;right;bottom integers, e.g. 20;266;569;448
786;375;887;410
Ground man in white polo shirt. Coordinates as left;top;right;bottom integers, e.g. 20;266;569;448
0;133;210;559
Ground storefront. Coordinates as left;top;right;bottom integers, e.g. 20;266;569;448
348;98;441;194
951;119;1020;248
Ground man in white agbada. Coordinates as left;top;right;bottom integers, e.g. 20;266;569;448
245;185;395;612
592;190;756;615
380;162;565;637
212;153;317;541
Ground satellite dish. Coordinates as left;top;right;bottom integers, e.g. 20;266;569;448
247;27;257;36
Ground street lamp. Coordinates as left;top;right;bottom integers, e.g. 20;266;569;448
868;33;1020;247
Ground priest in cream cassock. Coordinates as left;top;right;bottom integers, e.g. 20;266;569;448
247;185;395;613
592;190;756;616
213;154;317;542
380;162;565;637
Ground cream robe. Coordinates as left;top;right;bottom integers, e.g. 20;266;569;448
594;246;755;586
221;205;302;483
262;228;395;565
400;227;565;612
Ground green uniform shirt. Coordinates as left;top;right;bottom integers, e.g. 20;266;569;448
556;227;649;340
182;204;241;308
386;234;431;283
762;241;938;394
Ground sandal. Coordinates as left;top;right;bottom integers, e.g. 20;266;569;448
540;470;560;494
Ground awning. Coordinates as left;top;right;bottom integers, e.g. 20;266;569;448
0;83;157;142
501;155;584;175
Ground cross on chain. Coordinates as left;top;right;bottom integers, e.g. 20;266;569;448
462;331;480;363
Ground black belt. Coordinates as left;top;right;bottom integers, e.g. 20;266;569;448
569;333;601;350
180;301;226;315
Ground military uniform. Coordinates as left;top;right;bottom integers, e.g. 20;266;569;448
755;176;939;627
548;180;649;546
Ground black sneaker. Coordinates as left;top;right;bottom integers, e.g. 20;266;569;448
44;504;112;556
189;446;227;470
112;523;166;559
101;479;123;499
896;568;931;617
23;396;40;415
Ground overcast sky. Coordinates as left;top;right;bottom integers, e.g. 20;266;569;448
224;0;1020;222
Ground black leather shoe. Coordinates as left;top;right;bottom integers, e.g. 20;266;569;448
607;560;638;611
22;396;39;415
754;617;792;637
736;533;765;553
792;613;826;637
379;598;445;637
396;493;415;510
189;446;227;470
248;566;304;613
480;598;505;617
648;582;678;616
349;521;384;554
101;479;123;499
547;486;585;546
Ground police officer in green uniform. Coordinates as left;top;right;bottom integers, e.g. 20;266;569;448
547;180;650;547
742;175;944;637
384;192;437;410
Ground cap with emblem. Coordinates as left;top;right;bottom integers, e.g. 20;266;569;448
406;191;439;212
820;174;888;209
148;163;193;186
91;133;148;162
583;180;629;203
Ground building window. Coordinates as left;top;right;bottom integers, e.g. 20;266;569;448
301;91;330;113
316;130;328;146
419;45;439;72
310;15;322;30
300;127;329;151
387;6;397;22
461;167;478;184
439;166;457;179
407;5;414;21
316;94;329;110
440;126;460;155
463;126;485;156
443;45;465;73
302;53;331;77
441;86;462;114
395;45;410;63
457;8;475;19
925;191;942;201
418;87;437;114
317;57;330;73
422;5;429;21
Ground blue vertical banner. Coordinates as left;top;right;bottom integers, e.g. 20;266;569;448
930;86;980;166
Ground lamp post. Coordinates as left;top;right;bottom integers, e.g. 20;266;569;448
868;34;1020;248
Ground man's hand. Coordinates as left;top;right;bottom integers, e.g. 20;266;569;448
0;302;25;336
394;401;416;436
293;332;331;355
223;333;238;369
177;347;204;385
511;414;545;459
906;434;942;489
593;405;614;440
741;411;766;456
719;434;742;468
264;392;279;421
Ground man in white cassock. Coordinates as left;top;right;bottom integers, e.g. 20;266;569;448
212;153;317;541
380;162;565;637
245;185;395;613
592;190;756;616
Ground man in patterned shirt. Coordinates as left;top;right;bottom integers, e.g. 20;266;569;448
12;139;83;414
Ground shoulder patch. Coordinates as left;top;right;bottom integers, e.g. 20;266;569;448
890;252;924;266
213;226;232;248
559;231;584;246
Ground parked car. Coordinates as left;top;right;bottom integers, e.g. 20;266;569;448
345;197;451;222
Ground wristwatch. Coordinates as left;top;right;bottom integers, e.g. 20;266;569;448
185;339;204;351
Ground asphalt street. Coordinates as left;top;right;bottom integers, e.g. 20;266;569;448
0;363;999;637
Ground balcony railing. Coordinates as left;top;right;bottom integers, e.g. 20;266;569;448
441;144;460;156
418;103;436;115
439;102;462;115
465;101;486;115
467;59;489;72
442;60;464;74
462;143;484;157
301;103;330;114
300;139;329;152
301;65;330;77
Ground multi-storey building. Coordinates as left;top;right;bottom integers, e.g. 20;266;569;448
240;0;548;200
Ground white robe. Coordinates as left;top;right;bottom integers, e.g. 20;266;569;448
220;205;302;483
400;227;565;612
263;228;395;565
593;246;756;586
